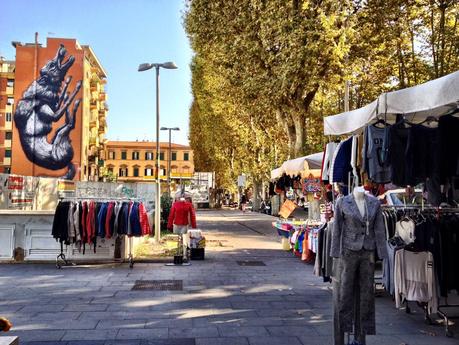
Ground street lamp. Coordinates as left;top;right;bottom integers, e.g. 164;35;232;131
138;61;178;243
160;127;180;195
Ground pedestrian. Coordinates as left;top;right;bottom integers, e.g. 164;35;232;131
167;194;197;234
240;194;247;212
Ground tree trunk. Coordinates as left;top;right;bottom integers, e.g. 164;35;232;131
293;115;305;157
252;179;262;212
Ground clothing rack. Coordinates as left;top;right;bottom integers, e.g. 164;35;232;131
382;204;459;337
56;197;144;269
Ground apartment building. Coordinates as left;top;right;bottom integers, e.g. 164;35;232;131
105;141;194;184
11;36;107;180
0;58;15;174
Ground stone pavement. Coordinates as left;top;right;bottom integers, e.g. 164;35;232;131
0;209;458;345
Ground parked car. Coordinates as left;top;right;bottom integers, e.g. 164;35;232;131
382;188;424;206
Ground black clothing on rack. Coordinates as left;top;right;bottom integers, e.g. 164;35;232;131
388;122;411;186
52;201;71;244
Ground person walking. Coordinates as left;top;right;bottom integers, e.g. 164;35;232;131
167;195;197;234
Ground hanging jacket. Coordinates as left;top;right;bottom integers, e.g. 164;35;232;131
139;202;151;236
52;201;71;243
105;202;115;239
129;202;142;236
97;202;108;238
167;200;197;230
86;201;96;244
81;201;88;244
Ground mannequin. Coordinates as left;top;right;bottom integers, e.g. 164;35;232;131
331;187;387;345
353;186;366;218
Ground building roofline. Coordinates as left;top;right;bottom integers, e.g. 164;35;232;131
82;45;107;78
106;141;191;149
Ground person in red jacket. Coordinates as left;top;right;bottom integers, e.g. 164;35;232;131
167;197;197;234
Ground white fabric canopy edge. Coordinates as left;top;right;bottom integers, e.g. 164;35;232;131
323;69;459;136
270;152;324;180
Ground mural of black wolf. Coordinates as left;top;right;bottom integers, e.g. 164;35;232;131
14;44;82;180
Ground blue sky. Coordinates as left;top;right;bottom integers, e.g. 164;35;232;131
0;0;193;145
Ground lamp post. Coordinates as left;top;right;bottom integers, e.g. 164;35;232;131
160;127;180;196
138;61;177;243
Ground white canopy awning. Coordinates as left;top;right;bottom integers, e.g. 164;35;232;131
323;70;459;135
271;152;324;180
304;152;323;169
378;69;459;119
270;167;284;180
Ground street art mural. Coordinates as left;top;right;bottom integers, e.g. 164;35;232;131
14;44;82;180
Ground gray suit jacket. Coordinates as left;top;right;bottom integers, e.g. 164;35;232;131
330;194;388;259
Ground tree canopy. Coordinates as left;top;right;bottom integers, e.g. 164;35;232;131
184;0;459;191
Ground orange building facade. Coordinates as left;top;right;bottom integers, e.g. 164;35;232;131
105;141;194;184
0;59;15;174
11;37;107;180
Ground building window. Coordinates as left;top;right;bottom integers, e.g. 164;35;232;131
7;97;14;105
4;167;11;174
5;132;12;140
108;166;114;174
145;151;153;160
133;167;139;177
5;150;11;158
119;166;128;177
184;152;189;161
182;166;190;173
171;165;178;173
172;152;177;161
7;79;14;88
121;151;127;160
132;151;139;160
145;168;153;176
5;113;12;122
159;152;164;161
108;151;115;159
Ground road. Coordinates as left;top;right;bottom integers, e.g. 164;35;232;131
0;209;457;345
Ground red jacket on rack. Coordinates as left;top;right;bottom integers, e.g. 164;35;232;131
167;200;197;230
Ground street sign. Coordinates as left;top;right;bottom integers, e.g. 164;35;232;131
237;175;246;187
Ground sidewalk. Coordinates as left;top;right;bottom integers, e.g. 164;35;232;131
0;209;457;345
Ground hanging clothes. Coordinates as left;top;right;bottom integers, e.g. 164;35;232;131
388;122;411;186
52;201;71;244
321;142;338;183
394;249;438;314
362;125;391;184
330;137;353;185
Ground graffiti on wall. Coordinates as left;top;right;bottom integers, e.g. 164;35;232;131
14;44;82;180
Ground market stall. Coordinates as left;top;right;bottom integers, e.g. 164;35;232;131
321;69;459;341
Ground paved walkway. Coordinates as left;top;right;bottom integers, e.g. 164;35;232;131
0;209;458;345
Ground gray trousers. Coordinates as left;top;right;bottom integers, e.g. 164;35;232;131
339;248;376;336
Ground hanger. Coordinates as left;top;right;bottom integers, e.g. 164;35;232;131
372;117;388;128
419;115;439;128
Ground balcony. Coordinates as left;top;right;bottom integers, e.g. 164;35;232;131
4;122;12;131
99;92;107;101
98;124;107;135
90;100;98;110
89;136;98;147
6;86;14;95
98;109;106;120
